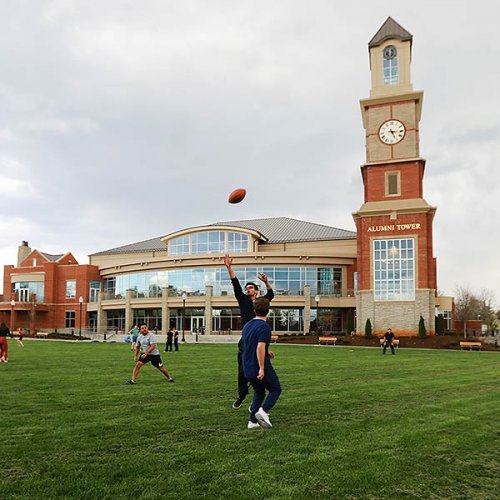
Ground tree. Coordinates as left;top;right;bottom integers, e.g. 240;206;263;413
435;314;445;336
477;288;498;335
454;286;498;338
418;316;427;338
454;285;480;339
365;318;372;339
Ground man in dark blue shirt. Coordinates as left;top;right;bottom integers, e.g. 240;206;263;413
242;298;281;429
224;254;274;409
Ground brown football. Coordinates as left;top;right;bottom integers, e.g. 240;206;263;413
228;188;247;204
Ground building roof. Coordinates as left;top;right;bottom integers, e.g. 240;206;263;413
40;252;64;262
90;217;356;256
369;17;412;48
91;236;168;256
210;217;356;243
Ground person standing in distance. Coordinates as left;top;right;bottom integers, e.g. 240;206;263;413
242;298;281;429
125;324;175;384
173;327;179;351
223;254;274;409
0;322;14;362
382;328;396;355
165;326;174;352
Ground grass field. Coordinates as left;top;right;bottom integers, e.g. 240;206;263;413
1;341;499;499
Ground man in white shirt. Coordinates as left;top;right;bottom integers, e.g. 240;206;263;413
125;324;175;384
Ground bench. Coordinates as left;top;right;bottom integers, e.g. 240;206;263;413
460;341;481;351
271;335;278;343
380;339;400;348
36;332;49;339
319;336;337;345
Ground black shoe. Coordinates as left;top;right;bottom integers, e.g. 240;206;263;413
232;398;243;409
124;380;136;385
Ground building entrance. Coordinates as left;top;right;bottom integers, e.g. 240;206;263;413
191;316;205;334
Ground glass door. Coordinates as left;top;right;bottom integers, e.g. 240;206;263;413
19;288;29;302
191;316;205;334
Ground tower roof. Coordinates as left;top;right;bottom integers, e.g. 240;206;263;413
369;17;412;48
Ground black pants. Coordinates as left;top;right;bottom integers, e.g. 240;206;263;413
165;340;173;352
237;350;249;400
174;340;179;351
382;341;395;355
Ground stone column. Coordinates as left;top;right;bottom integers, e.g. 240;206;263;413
161;287;170;333
303;285;311;334
125;289;134;332
205;285;213;335
97;293;107;334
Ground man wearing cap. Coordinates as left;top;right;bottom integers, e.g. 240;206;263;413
224;254;274;409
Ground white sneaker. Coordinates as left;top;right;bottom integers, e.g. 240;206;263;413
255;408;272;428
247;421;260;429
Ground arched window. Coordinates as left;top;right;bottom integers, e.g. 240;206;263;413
383;45;398;85
168;231;249;256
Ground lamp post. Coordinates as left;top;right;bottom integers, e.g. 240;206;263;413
78;296;83;340
314;294;320;333
181;292;187;342
10;299;15;333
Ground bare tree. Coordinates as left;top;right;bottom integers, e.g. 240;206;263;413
454;285;480;339
478;288;498;334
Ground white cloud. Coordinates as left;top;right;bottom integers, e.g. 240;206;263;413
0;1;500;305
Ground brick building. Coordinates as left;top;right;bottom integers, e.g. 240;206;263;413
0;241;101;334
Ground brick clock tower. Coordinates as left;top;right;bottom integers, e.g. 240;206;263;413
353;17;437;336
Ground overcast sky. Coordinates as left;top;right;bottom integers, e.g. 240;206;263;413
1;1;499;304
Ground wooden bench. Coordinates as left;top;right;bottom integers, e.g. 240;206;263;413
380;339;400;348
36;332;49;339
460;341;481;351
271;335;278;343
319;336;337;346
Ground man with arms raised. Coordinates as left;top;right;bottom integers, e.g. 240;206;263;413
224;254;274;409
242;298;282;429
125;324;175;384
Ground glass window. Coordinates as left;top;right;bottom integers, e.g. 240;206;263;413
101;265;345;300
65;310;76;329
66;280;76;299
12;281;45;303
383;45;398;85
89;280;101;302
227;232;248;253
373;238;415;301
169;235;189;255
106;310;126;331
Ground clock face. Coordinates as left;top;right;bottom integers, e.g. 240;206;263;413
379;119;406;145
383;45;397;60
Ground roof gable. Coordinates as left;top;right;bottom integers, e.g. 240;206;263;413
369;17;412;48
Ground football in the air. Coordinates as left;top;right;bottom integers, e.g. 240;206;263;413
228;188;246;204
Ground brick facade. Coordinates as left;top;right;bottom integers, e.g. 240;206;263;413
0;246;101;333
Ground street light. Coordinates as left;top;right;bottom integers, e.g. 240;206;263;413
78;296;83;340
181;292;187;342
314;294;320;333
10;299;15;333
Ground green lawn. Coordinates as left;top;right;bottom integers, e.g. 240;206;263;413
1;341;499;499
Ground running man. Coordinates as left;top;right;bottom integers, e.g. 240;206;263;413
242;298;282;429
125;324;175;384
